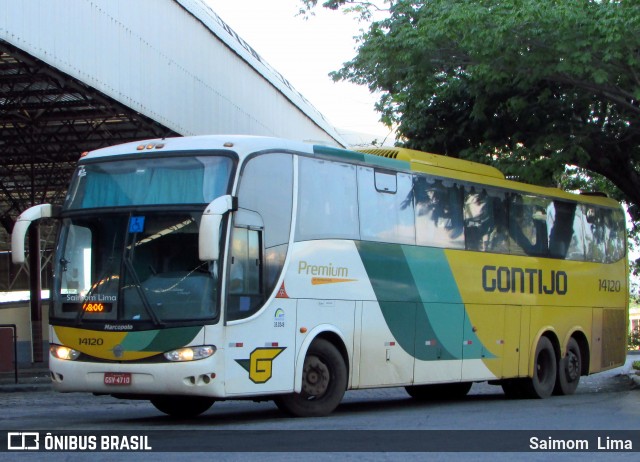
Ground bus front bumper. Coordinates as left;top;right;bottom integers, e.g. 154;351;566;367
48;352;226;398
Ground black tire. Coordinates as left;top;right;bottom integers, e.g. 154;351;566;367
405;382;472;400
150;396;215;418
274;338;347;417
553;337;582;396
522;336;557;399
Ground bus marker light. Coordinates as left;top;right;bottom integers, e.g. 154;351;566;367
299;327;308;334
223;142;234;147
266;342;279;347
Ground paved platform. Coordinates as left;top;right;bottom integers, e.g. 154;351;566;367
0;363;51;392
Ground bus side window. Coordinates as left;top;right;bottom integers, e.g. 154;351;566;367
463;187;509;253
296;157;359;241
508;194;548;257
414;176;464;249
607;208;626;262
547;200;582;259
585;207;626;263
227;226;263;321
358;167;415;244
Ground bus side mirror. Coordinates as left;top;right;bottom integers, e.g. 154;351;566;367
11;204;57;264
199;195;238;261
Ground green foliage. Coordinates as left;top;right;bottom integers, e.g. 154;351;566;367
632;360;640;370
630;328;640;351
304;0;640;228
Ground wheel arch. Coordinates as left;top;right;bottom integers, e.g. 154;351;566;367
567;329;590;376
529;328;561;377
294;325;350;393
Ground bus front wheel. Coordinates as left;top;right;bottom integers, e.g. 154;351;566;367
150;396;215;418
503;336;557;399
528;336;557;398
274;338;347;417
554;337;582;395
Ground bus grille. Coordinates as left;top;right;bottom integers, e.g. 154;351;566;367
601;308;627;368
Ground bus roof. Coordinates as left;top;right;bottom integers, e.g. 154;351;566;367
79;135;316;161
80;135;621;209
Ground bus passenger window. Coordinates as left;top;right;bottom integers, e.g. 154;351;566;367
508;195;548;257
584;206;604;262
463;188;509;253
606;208;626;262
547;201;582;259
358;167;415;244
585;207;626;263
296;157;359;241
414;177;464;249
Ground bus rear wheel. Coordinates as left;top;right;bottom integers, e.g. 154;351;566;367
405;382;472;400
553;337;582;395
150;396;215;418
274;338;347;417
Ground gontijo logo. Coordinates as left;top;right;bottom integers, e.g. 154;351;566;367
297;260;357;285
235;347;286;384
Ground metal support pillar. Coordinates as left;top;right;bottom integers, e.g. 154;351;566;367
28;224;43;363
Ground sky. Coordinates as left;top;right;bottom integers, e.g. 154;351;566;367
206;0;395;145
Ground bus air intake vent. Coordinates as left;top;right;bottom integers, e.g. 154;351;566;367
355;147;505;180
601;308;626;368
357;148;399;159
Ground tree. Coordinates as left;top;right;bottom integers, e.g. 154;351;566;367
302;1;640;224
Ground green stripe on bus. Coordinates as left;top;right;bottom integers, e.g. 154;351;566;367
313;145;410;170
356;241;492;361
356;241;457;360
120;326;202;352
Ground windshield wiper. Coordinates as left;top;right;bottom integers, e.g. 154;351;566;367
122;258;164;327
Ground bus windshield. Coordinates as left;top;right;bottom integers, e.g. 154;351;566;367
65;154;233;209
52;211;219;324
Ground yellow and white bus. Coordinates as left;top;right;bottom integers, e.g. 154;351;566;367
12;136;628;417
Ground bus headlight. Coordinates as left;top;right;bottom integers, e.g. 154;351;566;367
50;345;81;361
164;345;216;362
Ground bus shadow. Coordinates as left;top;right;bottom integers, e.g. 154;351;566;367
114;390;508;427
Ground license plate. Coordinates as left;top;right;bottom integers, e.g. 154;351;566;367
104;372;132;386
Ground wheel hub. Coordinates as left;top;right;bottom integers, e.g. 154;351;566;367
302;355;330;397
566;351;580;381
